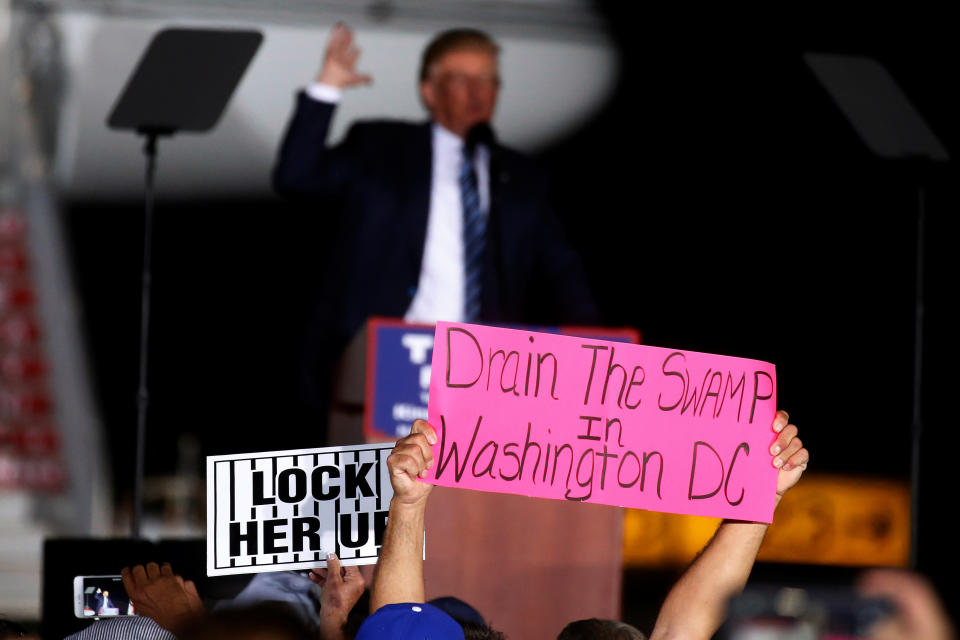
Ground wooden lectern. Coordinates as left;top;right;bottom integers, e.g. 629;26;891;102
424;488;622;640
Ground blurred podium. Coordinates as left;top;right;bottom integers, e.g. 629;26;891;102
328;318;638;639
424;488;623;639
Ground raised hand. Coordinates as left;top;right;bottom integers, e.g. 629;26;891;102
317;23;373;89
371;419;436;610
120;562;204;634
386;419;436;507
311;553;366;640
769;410;809;497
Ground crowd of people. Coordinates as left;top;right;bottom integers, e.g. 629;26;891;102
14;414;946;640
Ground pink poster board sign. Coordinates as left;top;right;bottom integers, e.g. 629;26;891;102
426;322;779;522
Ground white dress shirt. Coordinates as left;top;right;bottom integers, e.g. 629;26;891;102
305;83;490;323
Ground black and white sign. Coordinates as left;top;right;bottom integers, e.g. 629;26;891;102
206;443;394;576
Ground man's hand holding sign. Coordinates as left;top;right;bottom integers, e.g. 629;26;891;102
771;411;809;492
371;420;437;612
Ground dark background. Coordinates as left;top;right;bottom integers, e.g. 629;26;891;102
61;4;958;628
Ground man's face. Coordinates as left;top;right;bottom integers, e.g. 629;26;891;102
420;48;499;138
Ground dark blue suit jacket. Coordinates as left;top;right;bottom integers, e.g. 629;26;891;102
273;93;598;415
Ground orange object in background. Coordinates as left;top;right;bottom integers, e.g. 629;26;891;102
623;473;909;568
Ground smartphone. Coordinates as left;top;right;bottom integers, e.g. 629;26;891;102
718;586;894;640
73;575;136;619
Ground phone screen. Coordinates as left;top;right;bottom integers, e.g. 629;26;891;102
76;576;135;617
720;587;893;640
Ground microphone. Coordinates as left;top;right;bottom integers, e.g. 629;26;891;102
465;122;495;152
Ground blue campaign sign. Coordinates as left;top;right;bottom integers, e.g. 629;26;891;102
363;318;640;441
364;319;435;440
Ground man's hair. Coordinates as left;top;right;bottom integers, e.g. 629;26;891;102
462;621;507;640
419;28;499;81
557;618;646;640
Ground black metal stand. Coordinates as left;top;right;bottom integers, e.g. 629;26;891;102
132;130;164;539
804;53;947;571
106;27;262;539
909;185;925;569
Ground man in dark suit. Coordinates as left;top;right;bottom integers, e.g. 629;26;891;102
274;25;598;440
94;589;117;615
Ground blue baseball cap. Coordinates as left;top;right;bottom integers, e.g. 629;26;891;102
428;596;486;626
355;603;465;640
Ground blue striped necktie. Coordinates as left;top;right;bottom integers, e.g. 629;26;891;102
460;145;486;322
